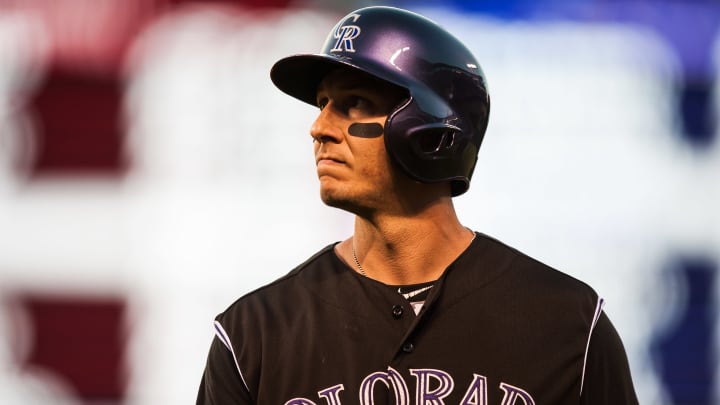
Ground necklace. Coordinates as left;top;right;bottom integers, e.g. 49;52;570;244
351;230;476;278
351;242;367;277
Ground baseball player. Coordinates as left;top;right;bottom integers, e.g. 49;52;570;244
197;6;638;404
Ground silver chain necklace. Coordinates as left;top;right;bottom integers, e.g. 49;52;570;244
353;242;433;300
351;231;476;278
351;242;367;277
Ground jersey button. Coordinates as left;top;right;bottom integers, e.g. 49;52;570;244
392;305;404;318
402;342;415;353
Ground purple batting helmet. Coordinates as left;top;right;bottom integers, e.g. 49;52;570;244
271;6;490;196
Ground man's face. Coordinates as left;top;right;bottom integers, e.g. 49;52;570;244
311;68;408;214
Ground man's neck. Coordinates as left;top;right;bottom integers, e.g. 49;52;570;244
341;202;475;285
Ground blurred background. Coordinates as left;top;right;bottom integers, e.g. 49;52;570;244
0;0;717;404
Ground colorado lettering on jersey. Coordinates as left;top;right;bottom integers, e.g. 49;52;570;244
283;367;535;405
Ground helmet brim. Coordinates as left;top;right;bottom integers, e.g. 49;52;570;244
270;54;357;107
270;53;414;108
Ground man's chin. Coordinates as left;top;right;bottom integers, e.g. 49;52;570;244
320;193;345;209
320;191;357;213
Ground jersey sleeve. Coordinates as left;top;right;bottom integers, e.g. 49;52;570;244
196;324;254;405
580;311;639;405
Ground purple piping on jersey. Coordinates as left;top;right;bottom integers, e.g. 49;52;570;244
214;320;250;392
580;297;605;396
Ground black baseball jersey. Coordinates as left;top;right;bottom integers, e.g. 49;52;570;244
197;233;638;404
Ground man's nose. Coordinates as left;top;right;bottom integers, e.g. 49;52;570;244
310;103;344;144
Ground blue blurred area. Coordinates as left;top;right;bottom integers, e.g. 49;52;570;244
394;0;719;75
652;257;717;405
393;0;720;148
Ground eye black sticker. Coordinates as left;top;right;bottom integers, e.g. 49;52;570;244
348;122;384;138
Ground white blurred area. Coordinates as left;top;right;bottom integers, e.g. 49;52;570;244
0;11;79;404
0;10;46;193
0;3;717;405
122;6;351;404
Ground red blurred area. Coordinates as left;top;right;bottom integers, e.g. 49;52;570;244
20;294;128;401
0;0;160;73
168;0;294;8
4;0;288;177
28;69;127;176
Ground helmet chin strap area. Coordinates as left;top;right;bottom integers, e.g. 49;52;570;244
348;122;384;138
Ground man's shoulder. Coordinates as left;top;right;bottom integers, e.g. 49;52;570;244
218;243;338;319
471;232;598;299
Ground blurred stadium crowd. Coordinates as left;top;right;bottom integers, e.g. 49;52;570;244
0;0;717;404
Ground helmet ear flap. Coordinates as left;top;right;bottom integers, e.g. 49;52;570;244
408;124;463;159
385;98;472;193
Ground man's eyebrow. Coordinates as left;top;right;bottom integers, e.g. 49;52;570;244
318;82;359;92
319;73;386;92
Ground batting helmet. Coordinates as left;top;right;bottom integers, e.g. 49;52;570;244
270;6;490;196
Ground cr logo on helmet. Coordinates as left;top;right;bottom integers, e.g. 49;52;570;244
331;14;362;53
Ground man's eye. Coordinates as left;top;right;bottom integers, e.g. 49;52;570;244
349;96;368;108
317;98;328;110
346;96;373;115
